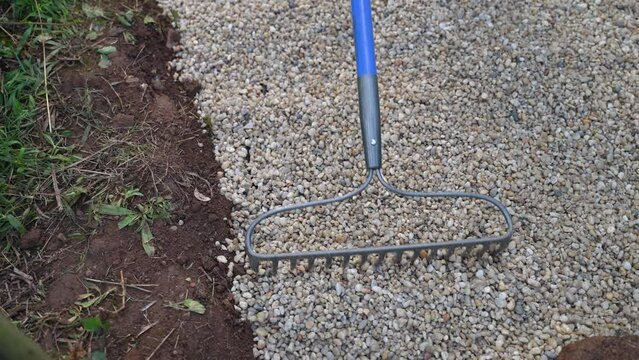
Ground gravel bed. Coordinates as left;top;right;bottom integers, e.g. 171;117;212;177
157;0;637;358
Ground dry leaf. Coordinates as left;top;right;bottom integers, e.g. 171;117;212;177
194;188;211;202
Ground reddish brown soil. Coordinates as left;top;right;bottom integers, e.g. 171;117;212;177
558;336;639;360
2;0;254;359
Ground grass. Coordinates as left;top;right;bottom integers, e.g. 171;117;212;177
1;2;177;356
1;0;78;244
1;0;169;249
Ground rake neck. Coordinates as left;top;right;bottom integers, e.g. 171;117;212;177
352;0;382;170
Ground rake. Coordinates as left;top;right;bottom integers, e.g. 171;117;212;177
245;0;513;274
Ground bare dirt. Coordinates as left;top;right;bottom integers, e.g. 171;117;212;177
2;0;254;359
557;335;639;360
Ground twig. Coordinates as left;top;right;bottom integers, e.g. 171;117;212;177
61;142;119;171
126;44;146;72
38;16;53;132
101;76;124;109
119;270;126;311
198;267;213;283
136;321;158;338
51;165;63;211
141;300;156;312
85;278;157;293
145;328;175;360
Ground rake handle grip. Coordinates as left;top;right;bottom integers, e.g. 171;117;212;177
352;0;382;169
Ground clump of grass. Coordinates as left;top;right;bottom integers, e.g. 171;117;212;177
1;0;77;242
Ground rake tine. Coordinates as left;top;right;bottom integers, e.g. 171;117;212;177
342;255;350;268
250;257;259;272
360;254;368;268
461;245;473;258
410;250;420;263
308;257;315;271
427;249;436;261
375;252;386;267
476;244;488;258
272;259;279;274
489;243;500;254
394;251;403;265
290;258;297;271
445;247;455;262
326;256;333;269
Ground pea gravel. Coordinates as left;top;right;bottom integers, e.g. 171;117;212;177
157;0;637;358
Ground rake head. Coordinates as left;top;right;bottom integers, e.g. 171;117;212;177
245;168;513;275
244;1;514;273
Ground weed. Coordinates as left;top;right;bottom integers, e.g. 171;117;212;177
166;298;206;315
93;189;171;256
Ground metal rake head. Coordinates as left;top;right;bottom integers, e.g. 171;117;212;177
245;168;513;275
243;0;514;274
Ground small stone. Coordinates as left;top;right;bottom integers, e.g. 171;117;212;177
255;327;268;337
256;311;268;322
216;255;228;264
496;293;508;308
305;320;315;329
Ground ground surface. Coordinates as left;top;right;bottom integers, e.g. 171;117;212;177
159;0;638;359
1;0;253;358
557;335;639;360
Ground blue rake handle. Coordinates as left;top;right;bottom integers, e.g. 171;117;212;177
352;0;382;169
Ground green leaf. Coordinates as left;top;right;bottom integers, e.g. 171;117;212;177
16;26;34;55
123;188;143;200
97;204;133;216
143;15;156;24
140;221;155;256
140;221;153;242
67;232;87;241
76;288;115;308
82;4;106;19
124;9;135;22
142;241;155;257
183;299;206;314
117;11;135;27
85;31;99;40
80;317;104;332
118;214;139;229
97;46;117;55
5;215;26;235
98;55;111;68
123;31;136;45
167;299;206;314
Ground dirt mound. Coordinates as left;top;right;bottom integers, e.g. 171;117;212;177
558;336;639;360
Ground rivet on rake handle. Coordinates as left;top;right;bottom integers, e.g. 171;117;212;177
244;0;514;274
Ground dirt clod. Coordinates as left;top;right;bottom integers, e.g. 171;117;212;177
18;228;43;249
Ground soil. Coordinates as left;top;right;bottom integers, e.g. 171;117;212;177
558;336;639;360
2;0;254;359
